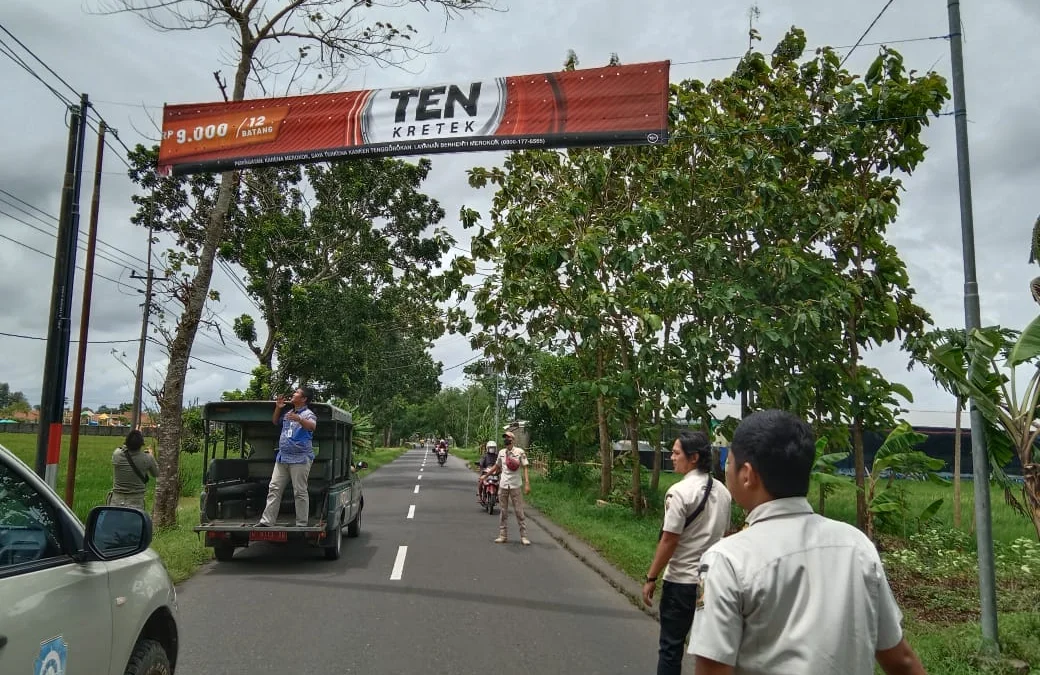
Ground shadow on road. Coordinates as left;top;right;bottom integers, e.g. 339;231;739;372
238;574;647;621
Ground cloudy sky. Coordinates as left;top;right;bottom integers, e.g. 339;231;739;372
0;0;1037;424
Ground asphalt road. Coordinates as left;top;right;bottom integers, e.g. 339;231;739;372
173;447;661;674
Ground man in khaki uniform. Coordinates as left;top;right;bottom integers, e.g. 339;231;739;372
643;430;732;675
689;410;926;675
489;430;531;545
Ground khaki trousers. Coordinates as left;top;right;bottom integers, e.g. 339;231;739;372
259;460;312;526
498;486;528;538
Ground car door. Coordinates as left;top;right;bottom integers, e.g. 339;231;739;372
0;455;113;675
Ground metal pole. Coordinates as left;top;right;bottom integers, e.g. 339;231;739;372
130;223;156;430
65;120;106;506
35;94;88;485
947;0;999;650
464;390;471;448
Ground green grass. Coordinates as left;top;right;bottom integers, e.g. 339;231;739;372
451;447;482;466
355;446;409;475
0;432;403;583
899;614;1040;675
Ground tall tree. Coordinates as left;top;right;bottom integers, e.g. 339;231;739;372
106;0;494;526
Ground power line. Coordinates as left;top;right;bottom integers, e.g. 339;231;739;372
0;331;139;344
0;206;140;272
672;33;948;68
0;22;79;99
0;231;130;289
0;189;149;268
839;0;899;69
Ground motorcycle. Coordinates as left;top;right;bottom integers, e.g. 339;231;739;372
437;447;448;466
478;471;500;515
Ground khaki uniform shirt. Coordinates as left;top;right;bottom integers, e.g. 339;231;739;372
111;446;159;496
689;497;904;675
661;471;732;584
494;446;528;490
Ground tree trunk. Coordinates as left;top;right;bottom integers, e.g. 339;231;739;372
151;52;252;528
650;395;662;492
738;344;750;418
597;393;611;499
1023;462;1040;541
818;483;826;516
953;400;963;528
596;349;612;499
629;414;643;515
151;170;239;527
853;415;867;532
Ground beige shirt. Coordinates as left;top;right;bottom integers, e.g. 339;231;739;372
111;446;159;496
494;446;529;489
688;497;904;675
662;471;732;584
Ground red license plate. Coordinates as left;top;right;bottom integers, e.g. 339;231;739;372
249;529;288;542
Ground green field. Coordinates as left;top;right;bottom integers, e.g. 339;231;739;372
0;432;406;582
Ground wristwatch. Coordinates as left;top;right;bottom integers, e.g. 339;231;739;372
644;575;657;584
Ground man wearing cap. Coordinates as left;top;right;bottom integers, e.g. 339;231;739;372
487;431;531;545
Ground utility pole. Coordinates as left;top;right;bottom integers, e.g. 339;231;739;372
130;222;162;430
66;119;106;507
947;0;998;650
35;94;88;485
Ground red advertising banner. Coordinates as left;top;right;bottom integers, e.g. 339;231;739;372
158;61;670;175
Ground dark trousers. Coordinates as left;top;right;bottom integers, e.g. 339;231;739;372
657;580;698;675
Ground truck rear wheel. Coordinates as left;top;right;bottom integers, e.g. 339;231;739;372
347;505;362;538
324;528;342;560
213;544;235;562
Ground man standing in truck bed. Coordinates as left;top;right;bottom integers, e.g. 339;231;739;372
257;387;318;527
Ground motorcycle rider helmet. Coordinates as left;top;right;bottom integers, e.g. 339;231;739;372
485;441;497;452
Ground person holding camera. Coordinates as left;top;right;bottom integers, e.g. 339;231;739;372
108;429;159;511
487;431;531;545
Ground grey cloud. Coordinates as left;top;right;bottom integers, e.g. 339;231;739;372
1;0;1037;418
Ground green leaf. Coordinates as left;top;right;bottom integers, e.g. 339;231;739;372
918;498;944;523
1009;314;1040;366
889;382;913;403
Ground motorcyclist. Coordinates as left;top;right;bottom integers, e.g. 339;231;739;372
477;440;498;501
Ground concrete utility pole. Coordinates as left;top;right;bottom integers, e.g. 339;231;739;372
35;93;88;486
946;0;999;650
130;223;163;431
66;119;106;506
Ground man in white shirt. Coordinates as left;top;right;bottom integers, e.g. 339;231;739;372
643;430;732;675
690;409;926;675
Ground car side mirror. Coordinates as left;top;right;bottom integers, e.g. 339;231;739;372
356;461;369;470
82;506;153;562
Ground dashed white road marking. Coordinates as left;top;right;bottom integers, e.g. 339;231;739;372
414;485;420;494
418;475;422;480
390;546;408;580
407;504;415;519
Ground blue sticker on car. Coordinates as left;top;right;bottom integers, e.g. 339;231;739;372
35;635;67;675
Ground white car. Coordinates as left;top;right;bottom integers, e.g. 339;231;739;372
0;443;179;674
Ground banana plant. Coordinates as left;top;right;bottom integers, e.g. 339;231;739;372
812;436;850;516
864;421;946;542
932;319;1040;540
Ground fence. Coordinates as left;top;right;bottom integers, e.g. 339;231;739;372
0;423;158;438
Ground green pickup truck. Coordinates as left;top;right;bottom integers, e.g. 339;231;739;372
193;400;365;561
